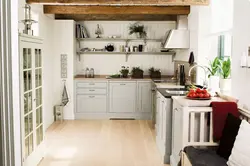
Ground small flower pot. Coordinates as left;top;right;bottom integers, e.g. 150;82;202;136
132;71;144;78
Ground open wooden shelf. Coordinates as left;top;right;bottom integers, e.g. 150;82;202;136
76;38;162;42
76;51;175;55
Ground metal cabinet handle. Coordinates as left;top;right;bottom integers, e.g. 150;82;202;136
89;83;95;85
89;89;95;91
174;108;179;112
89;96;95;98
120;83;126;85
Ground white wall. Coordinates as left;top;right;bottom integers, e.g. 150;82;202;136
75;21;190;76
232;0;250;110
18;2;57;129
12;0;22;165
53;20;76;120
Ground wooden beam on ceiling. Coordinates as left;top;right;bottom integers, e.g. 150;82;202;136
27;0;209;6
55;14;178;21
44;5;190;15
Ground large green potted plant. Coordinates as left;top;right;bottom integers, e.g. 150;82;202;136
219;58;231;92
206;57;221;95
131;67;144;78
129;22;147;39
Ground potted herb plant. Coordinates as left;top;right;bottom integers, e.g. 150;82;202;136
219;58;231;92
149;67;161;79
131;67;144;78
120;66;129;78
129;22;147;39
206;57;221;94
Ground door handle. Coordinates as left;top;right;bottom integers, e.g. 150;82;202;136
89;96;95;98
120;83;126;85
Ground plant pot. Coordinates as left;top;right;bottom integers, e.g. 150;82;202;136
220;78;231;91
121;73;129;78
132;71;144;78
150;72;161;79
209;76;220;96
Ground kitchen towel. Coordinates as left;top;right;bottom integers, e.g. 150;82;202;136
210;102;239;141
62;82;69;106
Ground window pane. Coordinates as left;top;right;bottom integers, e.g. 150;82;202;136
36;108;40;127
36;128;40;145
29;113;33;133
29;134;33;155
23;48;27;69
25;115;29;136
25;138;29;158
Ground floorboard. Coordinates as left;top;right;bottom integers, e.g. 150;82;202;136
38;120;169;166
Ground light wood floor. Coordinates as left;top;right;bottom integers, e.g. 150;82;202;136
39;120;169;166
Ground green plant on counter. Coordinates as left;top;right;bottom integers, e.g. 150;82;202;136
220;58;231;79
120;66;129;78
206;57;221;78
128;22;147;38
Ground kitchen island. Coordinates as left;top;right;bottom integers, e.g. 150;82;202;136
170;96;226;166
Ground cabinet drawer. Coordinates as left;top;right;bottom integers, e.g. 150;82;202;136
76;82;107;88
76;88;106;95
76;95;107;113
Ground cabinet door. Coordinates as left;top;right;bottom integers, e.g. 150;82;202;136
137;82;152;113
76;95;107;113
155;92;162;136
20;36;44;166
109;82;136;113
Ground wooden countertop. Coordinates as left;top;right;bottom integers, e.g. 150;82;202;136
74;75;173;81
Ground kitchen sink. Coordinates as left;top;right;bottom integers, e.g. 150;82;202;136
165;90;188;95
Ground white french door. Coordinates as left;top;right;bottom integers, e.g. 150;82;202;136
20;34;44;166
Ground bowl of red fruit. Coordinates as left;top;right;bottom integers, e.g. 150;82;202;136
186;88;211;100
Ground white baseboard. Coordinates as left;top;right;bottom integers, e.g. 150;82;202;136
75;112;152;120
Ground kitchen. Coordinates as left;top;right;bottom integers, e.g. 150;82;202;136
4;0;250;166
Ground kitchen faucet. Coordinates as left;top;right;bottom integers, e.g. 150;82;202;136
188;65;208;89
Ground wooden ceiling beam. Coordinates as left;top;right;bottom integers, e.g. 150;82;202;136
55;14;178;21
28;0;209;6
44;5;190;15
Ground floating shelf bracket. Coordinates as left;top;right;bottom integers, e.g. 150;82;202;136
125;53;129;62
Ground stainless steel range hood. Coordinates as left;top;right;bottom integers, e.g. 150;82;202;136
162;16;190;49
162;29;190;49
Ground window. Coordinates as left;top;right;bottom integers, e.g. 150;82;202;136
218;34;232;60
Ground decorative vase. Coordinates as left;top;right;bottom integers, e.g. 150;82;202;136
209;76;220;96
220;78;232;94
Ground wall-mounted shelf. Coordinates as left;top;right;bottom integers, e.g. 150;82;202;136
76;38;162;42
76;51;176;62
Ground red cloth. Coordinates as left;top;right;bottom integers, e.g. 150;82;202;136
210;102;239;141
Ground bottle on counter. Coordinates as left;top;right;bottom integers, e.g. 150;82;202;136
180;64;186;86
90;68;95;78
85;68;89;78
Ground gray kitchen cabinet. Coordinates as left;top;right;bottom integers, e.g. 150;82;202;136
76;95;107;113
109;82;136;113
155;91;172;164
137;82;152;113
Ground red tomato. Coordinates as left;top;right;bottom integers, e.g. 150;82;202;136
189;89;195;94
193;93;198;98
201;89;207;94
198;93;204;98
204;93;210;98
196;88;202;93
189;94;194;98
